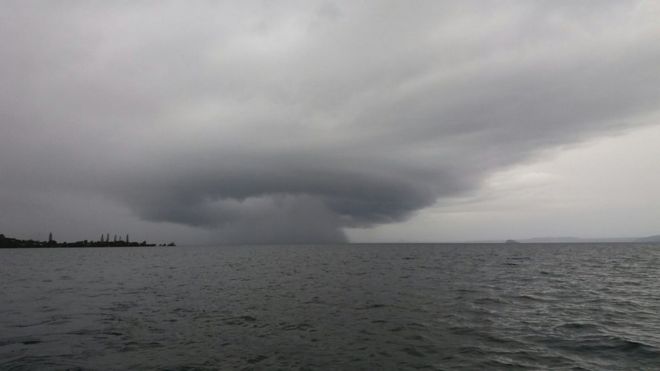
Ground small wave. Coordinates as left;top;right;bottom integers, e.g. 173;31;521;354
280;322;313;331
548;334;660;360
358;303;387;310
400;347;425;358
473;297;508;305
553;322;603;332
510;294;552;303
0;337;42;347
222;315;258;327
247;354;268;364
13;315;71;328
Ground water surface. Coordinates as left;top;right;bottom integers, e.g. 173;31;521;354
2;243;660;369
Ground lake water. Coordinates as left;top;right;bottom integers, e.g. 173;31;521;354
2;243;660;370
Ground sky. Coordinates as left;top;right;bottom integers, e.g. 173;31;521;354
1;1;659;244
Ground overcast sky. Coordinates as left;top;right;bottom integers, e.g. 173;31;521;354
2;1;659;244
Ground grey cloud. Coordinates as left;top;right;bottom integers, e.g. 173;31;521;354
1;1;659;243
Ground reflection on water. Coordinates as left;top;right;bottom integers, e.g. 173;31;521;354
2;243;660;369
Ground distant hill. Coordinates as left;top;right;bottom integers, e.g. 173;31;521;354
466;235;658;244
519;237;585;243
635;235;660;242
517;236;635;243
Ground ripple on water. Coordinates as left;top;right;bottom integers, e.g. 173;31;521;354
2;243;660;369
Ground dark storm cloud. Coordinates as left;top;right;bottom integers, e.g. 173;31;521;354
1;1;659;243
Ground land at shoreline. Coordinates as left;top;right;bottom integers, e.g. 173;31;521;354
0;233;175;248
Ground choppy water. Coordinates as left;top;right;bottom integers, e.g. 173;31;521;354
2;243;660;370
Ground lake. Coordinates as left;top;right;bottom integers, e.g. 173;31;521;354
2;243;660;369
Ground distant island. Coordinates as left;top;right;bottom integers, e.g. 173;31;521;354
510;235;660;243
635;235;660;243
0;233;175;248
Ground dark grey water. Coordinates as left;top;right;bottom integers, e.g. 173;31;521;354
2;243;660;370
